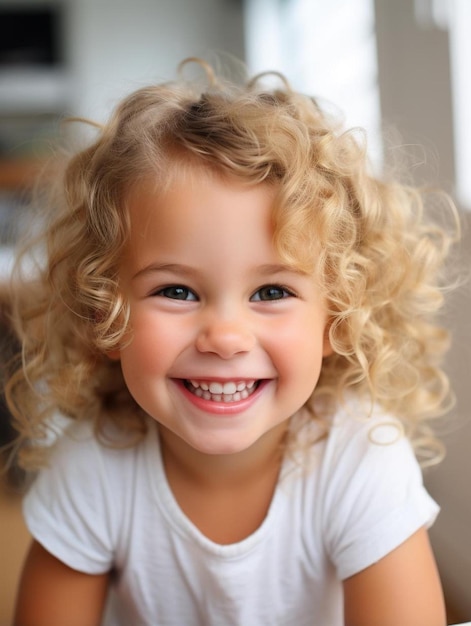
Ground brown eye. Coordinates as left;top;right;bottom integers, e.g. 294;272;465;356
251;285;293;301
154;286;198;301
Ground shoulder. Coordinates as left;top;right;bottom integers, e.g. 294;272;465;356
43;416;156;470
287;399;415;485
314;399;439;579
326;399;409;460
23;417;159;574
24;415;160;528
320;399;426;503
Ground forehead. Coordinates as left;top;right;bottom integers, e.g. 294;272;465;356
127;165;274;225
124;167;280;264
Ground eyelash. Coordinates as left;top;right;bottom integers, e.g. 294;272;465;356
250;285;296;301
153;285;198;301
152;284;296;302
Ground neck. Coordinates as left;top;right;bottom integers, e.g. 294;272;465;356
158;421;289;490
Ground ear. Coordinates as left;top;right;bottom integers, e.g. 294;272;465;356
323;337;333;358
322;321;334;357
107;349;121;361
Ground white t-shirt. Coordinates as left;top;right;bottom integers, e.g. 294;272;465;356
23;404;438;625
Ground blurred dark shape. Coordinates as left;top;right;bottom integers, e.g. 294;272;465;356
0;6;62;68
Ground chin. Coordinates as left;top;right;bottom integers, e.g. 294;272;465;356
182;430;263;457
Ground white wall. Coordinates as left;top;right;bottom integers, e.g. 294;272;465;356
65;0;245;121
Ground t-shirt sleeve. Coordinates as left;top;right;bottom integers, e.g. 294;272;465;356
321;413;439;580
23;421;118;574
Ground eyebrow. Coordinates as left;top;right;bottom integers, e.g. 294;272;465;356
256;264;307;277
132;263;200;281
132;262;306;281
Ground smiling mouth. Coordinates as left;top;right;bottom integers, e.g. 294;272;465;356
183;379;260;403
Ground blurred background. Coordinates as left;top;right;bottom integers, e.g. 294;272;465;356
0;0;470;623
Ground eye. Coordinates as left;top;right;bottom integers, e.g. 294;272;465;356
154;285;198;301
250;285;295;302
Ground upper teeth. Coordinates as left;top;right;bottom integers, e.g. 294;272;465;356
190;380;255;395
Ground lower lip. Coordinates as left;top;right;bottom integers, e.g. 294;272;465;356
174;380;268;416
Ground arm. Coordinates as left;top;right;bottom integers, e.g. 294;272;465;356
343;527;446;626
14;540;109;626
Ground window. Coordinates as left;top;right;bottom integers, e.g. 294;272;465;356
243;0;383;168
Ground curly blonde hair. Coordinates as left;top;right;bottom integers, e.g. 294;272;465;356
6;59;458;469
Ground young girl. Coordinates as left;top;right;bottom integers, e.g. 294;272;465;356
7;58;457;625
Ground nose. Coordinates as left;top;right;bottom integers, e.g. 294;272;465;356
195;316;256;359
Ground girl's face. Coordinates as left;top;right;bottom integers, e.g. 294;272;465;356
113;169;331;458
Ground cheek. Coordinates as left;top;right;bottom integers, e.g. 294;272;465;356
267;316;326;380
120;314;169;371
122;309;197;383
118;330;172;410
